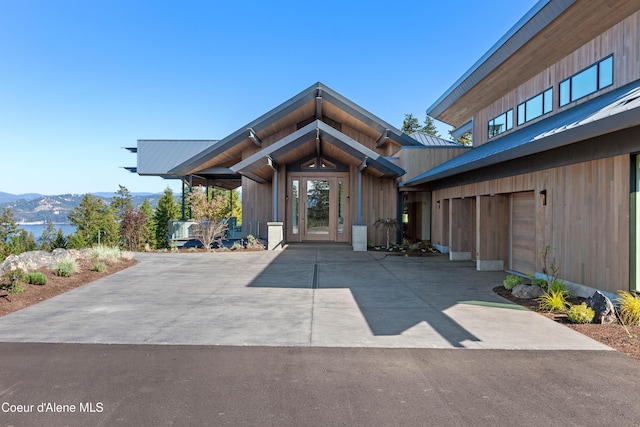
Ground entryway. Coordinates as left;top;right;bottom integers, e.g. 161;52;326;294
287;173;349;242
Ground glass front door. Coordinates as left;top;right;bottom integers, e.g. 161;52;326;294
306;179;331;238
288;174;349;242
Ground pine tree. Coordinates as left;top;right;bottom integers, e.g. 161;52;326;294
68;194;120;248
111;184;133;220
449;128;473;146
401;113;421;135
154;188;180;248
422;115;440;137
39;220;58;251
139;199;157;249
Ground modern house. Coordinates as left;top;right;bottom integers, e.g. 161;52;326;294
402;0;640;295
131;0;639;296
131;83;465;249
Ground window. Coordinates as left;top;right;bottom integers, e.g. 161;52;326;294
488;109;513;138
517;88;553;125
559;55;614;107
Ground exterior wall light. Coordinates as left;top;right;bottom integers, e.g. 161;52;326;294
540;189;547;206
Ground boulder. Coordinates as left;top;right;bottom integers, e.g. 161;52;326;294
511;284;545;299
0;248;91;276
586;291;617;324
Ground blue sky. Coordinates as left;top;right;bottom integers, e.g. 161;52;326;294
1;0;538;195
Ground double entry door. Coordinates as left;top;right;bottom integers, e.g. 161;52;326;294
288;174;349;242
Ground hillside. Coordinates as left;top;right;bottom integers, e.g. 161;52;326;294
0;193;169;224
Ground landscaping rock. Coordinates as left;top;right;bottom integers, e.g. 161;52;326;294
0;249;91;276
511;284;545;299
586;291;617;324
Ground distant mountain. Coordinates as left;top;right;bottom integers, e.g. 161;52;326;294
0;192;172;223
0;192;43;203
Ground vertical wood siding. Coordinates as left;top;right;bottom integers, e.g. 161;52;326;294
474;11;640;146
431;155;630;293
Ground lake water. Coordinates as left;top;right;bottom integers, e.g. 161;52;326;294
18;224;77;239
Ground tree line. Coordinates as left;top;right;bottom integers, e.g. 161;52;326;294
0;185;241;261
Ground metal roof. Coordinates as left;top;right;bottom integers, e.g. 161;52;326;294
405;81;640;186
168;82;421;176
409;132;464;147
426;0;573;120
137;140;219;175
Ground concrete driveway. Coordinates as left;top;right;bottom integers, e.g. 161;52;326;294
0;245;611;350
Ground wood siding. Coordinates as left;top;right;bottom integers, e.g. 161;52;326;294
431;155;630;293
511;192;536;274
397;147;471;182
474;11;640;146
438;3;640;126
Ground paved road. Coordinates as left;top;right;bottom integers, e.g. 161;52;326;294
1;343;639;426
1;246;637;426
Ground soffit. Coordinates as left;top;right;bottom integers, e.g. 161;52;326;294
432;0;639;127
231;120;405;181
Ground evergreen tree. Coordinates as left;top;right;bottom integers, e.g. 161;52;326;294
68;194;120;248
422;115;440;137
0;207;18;243
111;184;133;220
139;199;157;249
38;220;58;251
449;128;473;146
154;187;180;248
401;113;421;135
51;229;69;249
0;207;19;260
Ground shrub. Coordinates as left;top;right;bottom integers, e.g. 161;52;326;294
531;277;547;288
617;291;640;326
246;235;265;250
538;289;570;313
91;262;107;273
91;246;121;264
503;274;523;290
548;279;570;298
230;241;243;251
24;271;48;285
2;269;25;293
567;303;595;324
54;258;78;277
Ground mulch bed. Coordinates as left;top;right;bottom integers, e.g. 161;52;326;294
0;258;136;317
494;286;640;362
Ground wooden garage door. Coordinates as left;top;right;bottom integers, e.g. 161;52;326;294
511;192;535;274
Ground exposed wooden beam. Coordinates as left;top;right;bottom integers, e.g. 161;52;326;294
248;128;262;147
315;128;321;157
316;96;322;120
376;129;390;147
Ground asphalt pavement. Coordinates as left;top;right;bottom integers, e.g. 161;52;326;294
1;245;637;426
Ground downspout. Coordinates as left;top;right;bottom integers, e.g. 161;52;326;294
357;158;367;224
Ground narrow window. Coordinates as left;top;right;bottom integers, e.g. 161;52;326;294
543;88;553;114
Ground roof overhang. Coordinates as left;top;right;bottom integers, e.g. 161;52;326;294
232;120;406;182
168;82;420;176
427;0;639;126
406;82;640;186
